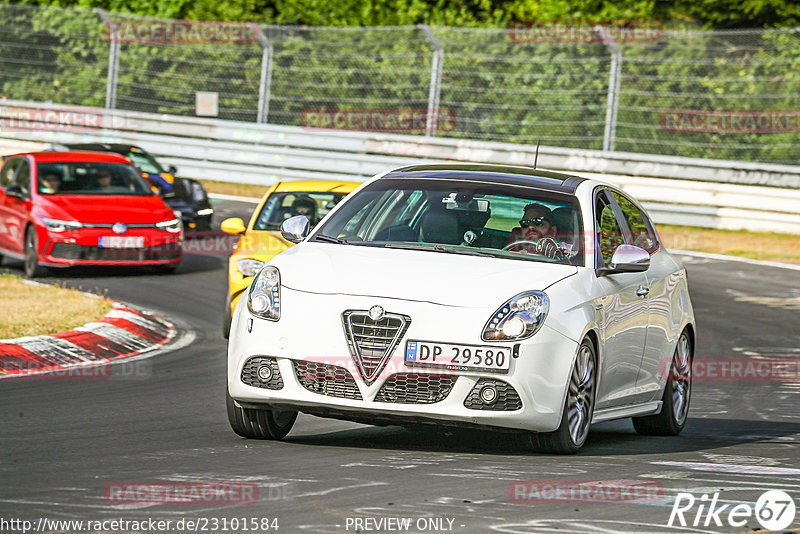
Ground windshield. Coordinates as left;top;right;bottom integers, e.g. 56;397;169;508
312;178;584;265
36;162;154;196
253;191;351;230
126;150;163;174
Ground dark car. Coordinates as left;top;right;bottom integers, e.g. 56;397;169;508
56;143;214;231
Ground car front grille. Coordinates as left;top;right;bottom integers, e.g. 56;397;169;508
50;242;181;261
241;356;283;390
464;378;523;411
342;310;410;384
293;360;362;400
374;373;456;404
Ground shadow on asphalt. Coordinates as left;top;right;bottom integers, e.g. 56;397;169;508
283;417;800;456
0;251;224;280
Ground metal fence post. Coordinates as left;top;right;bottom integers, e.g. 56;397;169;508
94;9;120;110
256;28;274;124
597;25;622;152
419;25;444;137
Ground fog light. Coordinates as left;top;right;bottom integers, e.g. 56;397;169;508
479;385;498;404
257;365;273;381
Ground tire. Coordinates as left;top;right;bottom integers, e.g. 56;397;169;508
226;387;297;440
529;338;597;454
633;330;692;436
24;226;48;278
222;293;233;339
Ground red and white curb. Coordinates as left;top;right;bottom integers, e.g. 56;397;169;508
0;302;178;378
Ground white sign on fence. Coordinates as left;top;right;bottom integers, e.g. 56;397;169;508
195;92;218;117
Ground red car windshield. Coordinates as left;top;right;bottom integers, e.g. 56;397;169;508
37;162;153;196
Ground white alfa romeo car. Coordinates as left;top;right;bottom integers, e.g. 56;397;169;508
227;164;695;453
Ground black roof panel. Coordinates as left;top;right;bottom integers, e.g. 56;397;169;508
64;143;139;154
385;164;585;193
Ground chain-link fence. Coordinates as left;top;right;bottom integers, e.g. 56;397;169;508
2;3;800;164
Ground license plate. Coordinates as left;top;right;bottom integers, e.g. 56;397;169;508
405;340;511;373
99;236;145;249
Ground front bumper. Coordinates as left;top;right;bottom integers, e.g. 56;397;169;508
227;288;579;433
40;227;182;266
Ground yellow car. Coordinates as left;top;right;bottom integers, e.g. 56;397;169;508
220;179;360;337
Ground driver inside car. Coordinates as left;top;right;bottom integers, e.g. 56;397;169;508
291;196;317;225
506;203;566;260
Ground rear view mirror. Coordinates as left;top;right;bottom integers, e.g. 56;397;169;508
600;244;650;274
4;185;24;199
220;217;246;235
281;215;310;244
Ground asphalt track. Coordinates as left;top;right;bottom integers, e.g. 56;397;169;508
1;198;799;534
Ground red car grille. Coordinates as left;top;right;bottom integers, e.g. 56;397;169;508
50;243;181;261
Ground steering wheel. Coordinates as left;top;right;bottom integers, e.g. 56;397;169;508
502;240;540;252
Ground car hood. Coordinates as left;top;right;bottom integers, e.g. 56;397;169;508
235;231;293;262
36;195;173;224
272;242;578;308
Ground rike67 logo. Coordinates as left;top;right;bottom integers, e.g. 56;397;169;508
668;490;796;530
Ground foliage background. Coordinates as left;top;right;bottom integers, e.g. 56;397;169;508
1;0;799;164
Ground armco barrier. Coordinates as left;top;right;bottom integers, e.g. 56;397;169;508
1;100;800;233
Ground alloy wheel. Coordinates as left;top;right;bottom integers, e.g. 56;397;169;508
670;333;692;426
568;344;595;446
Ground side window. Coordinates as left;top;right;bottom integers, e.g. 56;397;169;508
0;158;20;188
595;191;624;267
611;191;658;253
14;160;31;196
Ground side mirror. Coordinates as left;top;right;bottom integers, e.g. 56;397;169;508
4;185;24;199
167;165;178;175
220;217;246;235
281;215;310;244
600;244;650;274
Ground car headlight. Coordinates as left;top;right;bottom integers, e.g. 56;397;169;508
237;258;264;277
247;266;280;321
196;208;213;216
482;291;549;341
39;216;82;232
155;218;182;233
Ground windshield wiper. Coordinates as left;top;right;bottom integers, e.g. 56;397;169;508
383;243;495;257
311;234;350;244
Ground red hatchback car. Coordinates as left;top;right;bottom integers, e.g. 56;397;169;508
0;151;183;277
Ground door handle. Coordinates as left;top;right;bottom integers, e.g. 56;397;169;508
636;287;650;298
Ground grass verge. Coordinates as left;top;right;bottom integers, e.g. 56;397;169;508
657;225;800;264
200;179;269;199
0;274;112;339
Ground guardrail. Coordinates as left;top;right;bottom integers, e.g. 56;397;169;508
2;100;800;233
